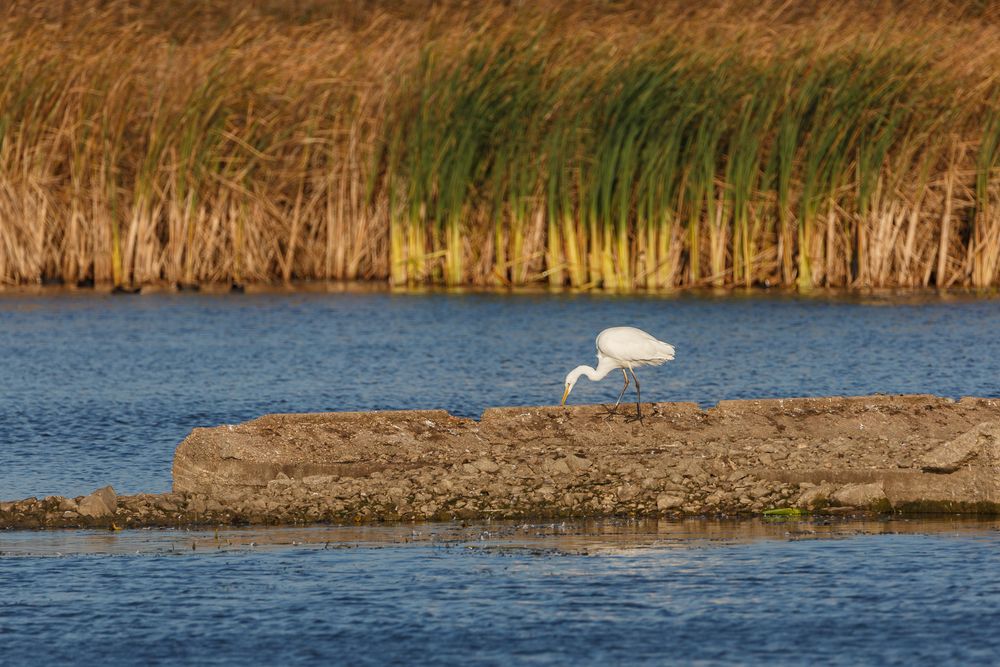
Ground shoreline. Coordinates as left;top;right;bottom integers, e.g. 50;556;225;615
4;394;1000;531
0;490;888;533
1;281;999;301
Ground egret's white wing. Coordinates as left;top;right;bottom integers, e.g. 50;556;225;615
596;326;675;367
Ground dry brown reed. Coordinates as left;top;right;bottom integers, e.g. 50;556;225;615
1;0;999;290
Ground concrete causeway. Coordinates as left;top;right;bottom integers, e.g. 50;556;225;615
3;395;1000;529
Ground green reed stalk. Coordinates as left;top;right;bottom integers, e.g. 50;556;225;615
726;72;777;287
2;1;999;290
973;105;1000;286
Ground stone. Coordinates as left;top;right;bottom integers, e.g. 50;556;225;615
796;483;838;510
472;458;500;473
617;485;639;501
77;486;117;518
563;454;592;472
303;475;337;489
831;482;888;508
681;461;705;478
656;494;685;510
58;498;79;512
704;491;725;506
187;496;207;514
14;498;38;512
547;458;572;475
640;477;659;490
921;422;1000;473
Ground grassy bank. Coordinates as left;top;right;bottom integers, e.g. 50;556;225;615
1;0;999;290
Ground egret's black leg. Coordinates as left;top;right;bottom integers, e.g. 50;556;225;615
625;369;644;424
634;371;642;421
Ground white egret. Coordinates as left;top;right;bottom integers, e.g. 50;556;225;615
561;326;675;422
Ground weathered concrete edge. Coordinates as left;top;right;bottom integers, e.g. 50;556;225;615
4;491;1000;532
174;394;995;428
6;394;1000;530
173;394;999;496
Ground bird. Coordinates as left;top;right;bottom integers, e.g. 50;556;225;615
561;326;676;423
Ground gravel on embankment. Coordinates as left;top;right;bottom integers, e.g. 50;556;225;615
3;395;1000;530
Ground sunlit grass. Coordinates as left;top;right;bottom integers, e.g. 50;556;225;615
1;0;998;289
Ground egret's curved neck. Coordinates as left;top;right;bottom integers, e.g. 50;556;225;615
569;357;619;384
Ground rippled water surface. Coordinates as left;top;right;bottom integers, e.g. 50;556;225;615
3;519;1000;666
2;290;999;498
3;289;1000;665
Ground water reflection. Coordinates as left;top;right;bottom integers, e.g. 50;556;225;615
3;517;999;557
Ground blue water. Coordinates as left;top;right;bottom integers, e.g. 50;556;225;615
2;521;1000;665
2;289;1000;666
2;290;999;499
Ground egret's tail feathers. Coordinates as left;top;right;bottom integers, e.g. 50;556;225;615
649;341;676;364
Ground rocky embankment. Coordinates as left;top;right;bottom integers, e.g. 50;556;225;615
3;395;1000;530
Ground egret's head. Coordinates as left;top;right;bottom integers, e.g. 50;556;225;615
561;367;586;406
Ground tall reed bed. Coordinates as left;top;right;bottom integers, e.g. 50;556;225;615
1;0;999;289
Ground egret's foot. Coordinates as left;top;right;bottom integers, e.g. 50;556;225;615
600;404;621;417
625;410;646;425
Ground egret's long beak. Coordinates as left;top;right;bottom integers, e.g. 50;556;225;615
561;385;571;406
